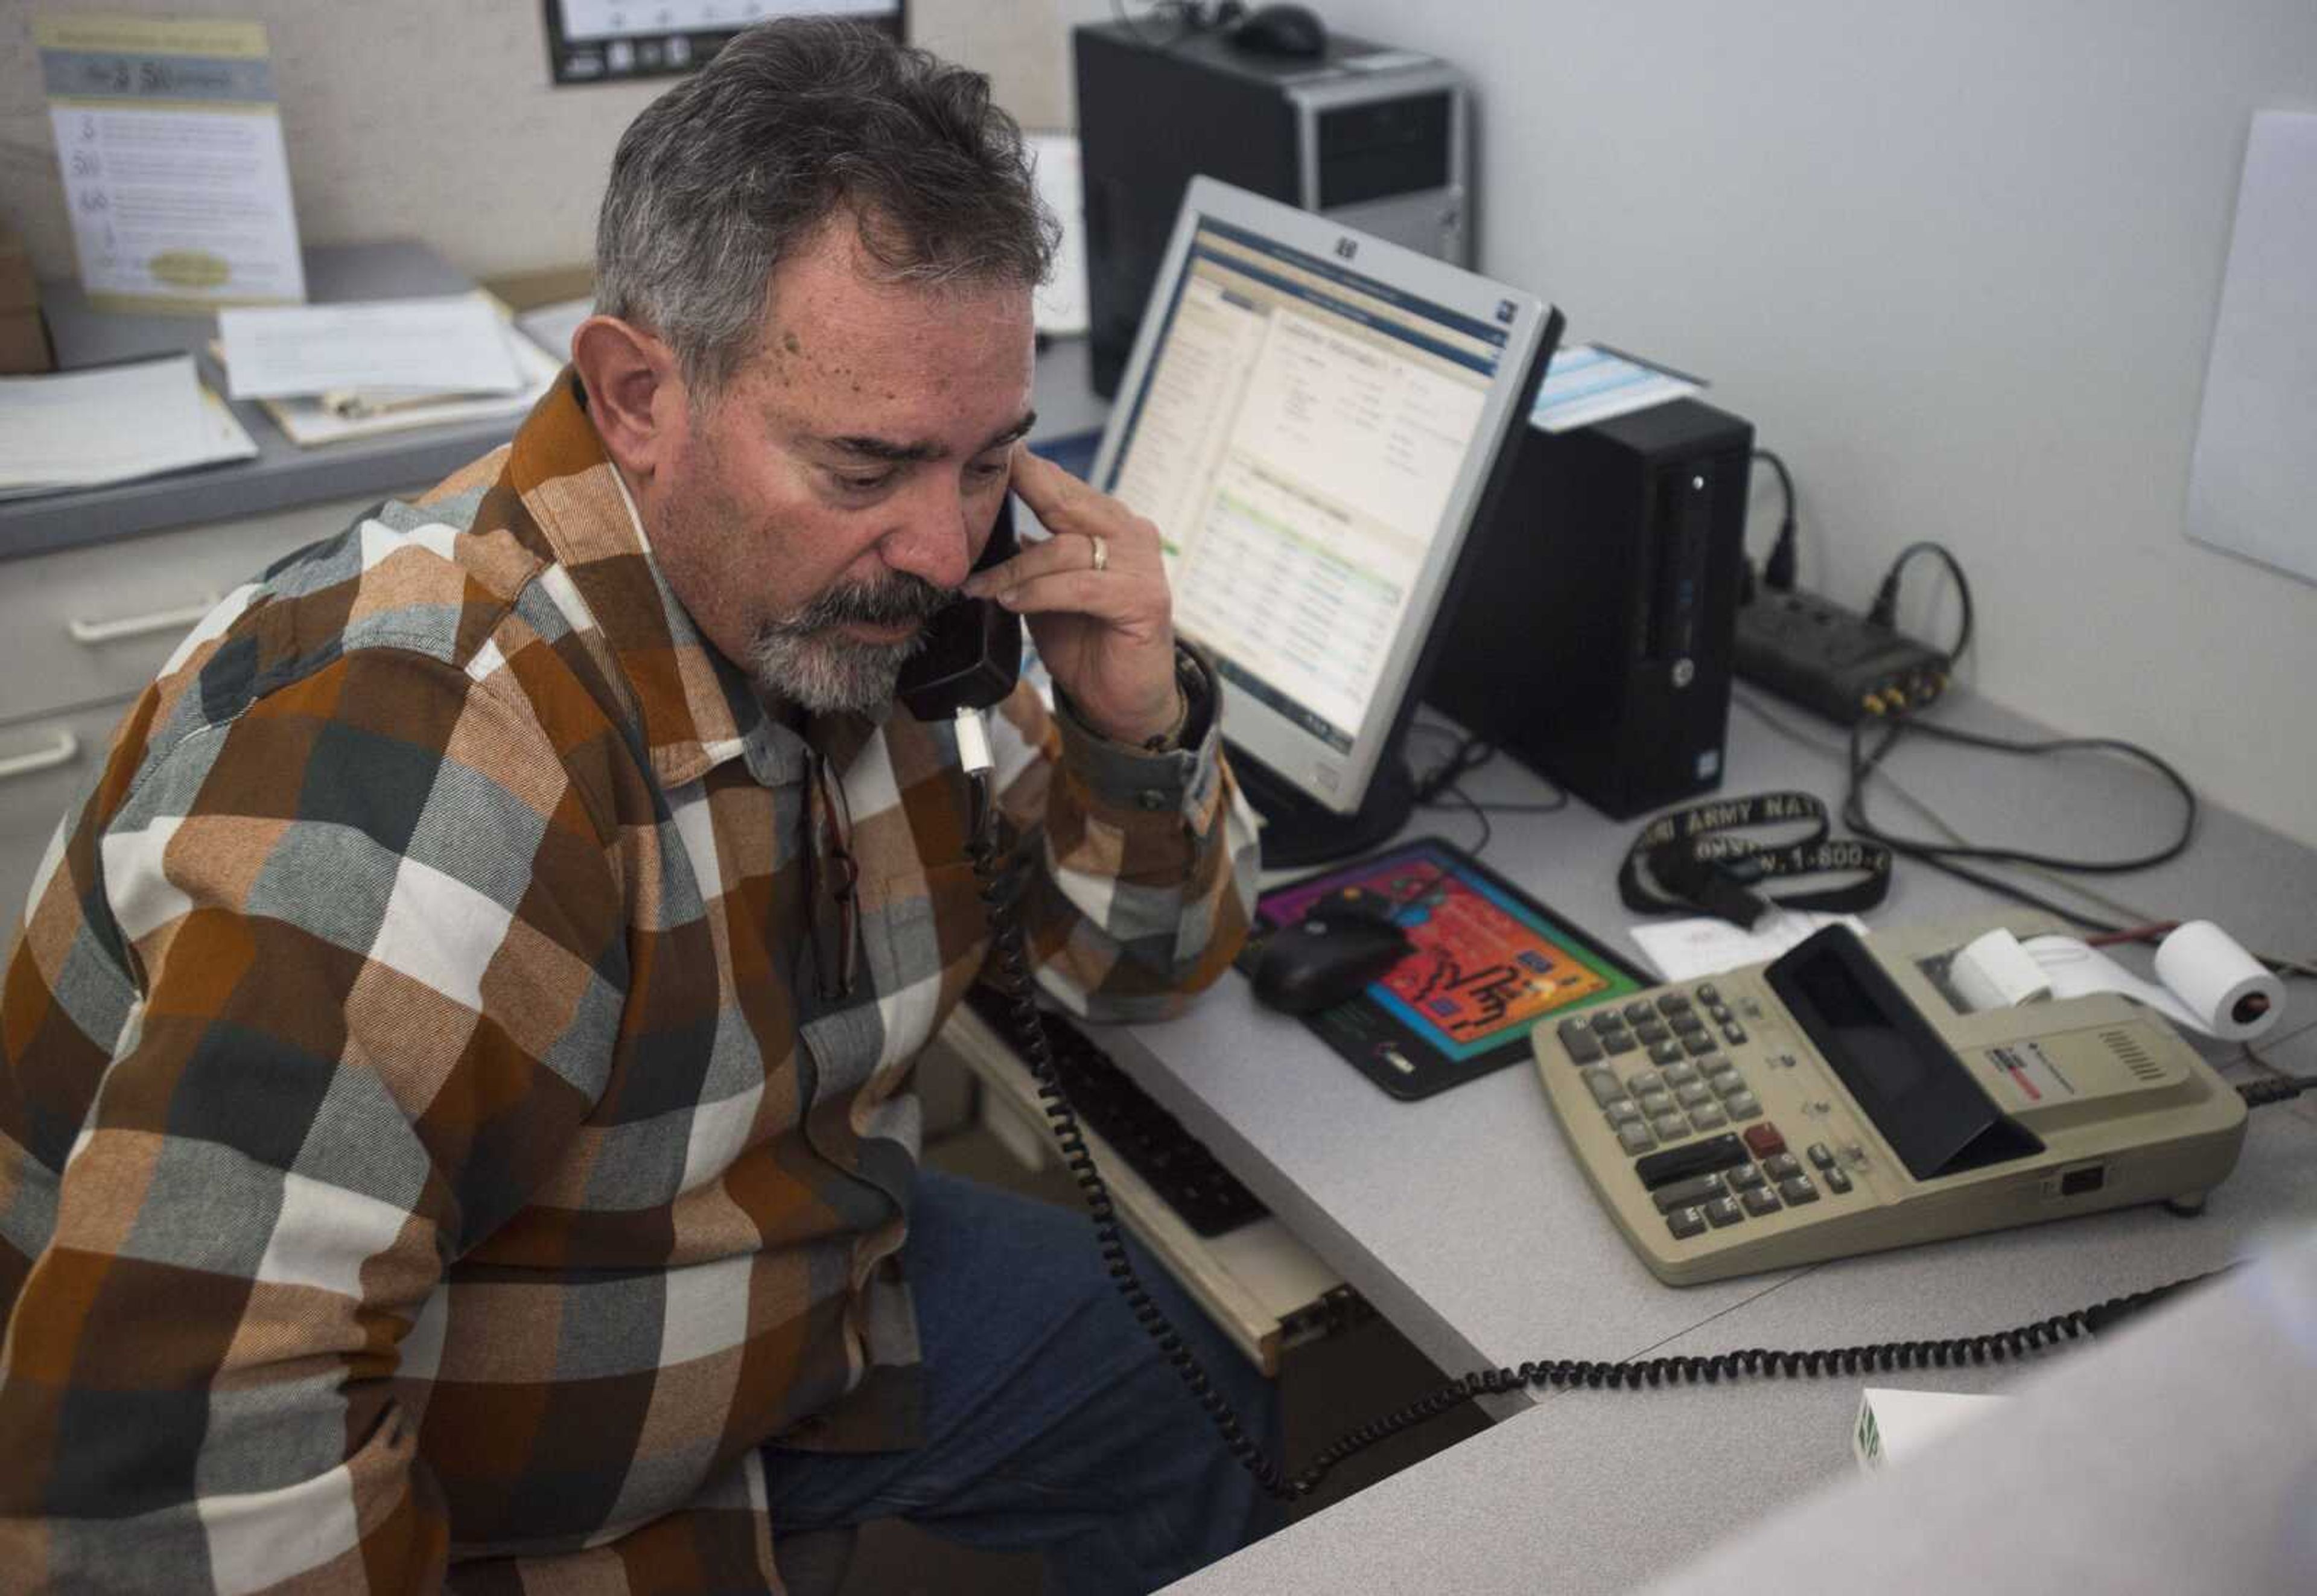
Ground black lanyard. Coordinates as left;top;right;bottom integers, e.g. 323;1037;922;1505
1619;792;1893;929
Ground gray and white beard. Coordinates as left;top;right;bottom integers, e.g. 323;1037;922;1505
745;573;951;714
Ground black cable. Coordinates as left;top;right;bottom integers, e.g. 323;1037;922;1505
1753;448;1799;592
1408;728;1572;819
1464;793;1572;814
965;763;2230;1504
1869;541;1975;664
1735;687;2137;932
1846;710;2196;885
1404;730;1574;859
2227;1021;2317;1110
1840;711;2197;935
968;770;1293;1499
2239;1075;2317;1109
1741;687;2317;975
1422;778;1493;860
1408;730;1496;804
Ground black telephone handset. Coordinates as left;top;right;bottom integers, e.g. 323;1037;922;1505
896;495;1025;721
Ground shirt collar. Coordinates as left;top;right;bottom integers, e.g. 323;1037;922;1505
502;372;808;789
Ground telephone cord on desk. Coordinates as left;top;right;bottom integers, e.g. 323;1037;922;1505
962;759;1292;1500
952;711;2237;1503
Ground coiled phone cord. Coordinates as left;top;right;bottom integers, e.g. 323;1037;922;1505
959;755;2226;1504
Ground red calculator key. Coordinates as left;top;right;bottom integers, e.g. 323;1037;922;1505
1742;1122;1786;1160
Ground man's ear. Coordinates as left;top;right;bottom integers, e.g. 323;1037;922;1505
571;314;685;479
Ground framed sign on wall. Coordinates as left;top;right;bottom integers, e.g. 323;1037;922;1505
543;1;906;86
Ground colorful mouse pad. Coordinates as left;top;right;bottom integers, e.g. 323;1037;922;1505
1252;838;1647;1101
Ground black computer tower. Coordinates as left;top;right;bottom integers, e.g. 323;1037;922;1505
1426;398;1756;820
1073;21;1470;396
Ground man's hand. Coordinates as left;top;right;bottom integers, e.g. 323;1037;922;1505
962;446;1181;746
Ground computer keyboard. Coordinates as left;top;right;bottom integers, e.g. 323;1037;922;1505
964;987;1270;1238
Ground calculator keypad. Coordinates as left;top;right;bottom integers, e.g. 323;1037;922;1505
1553;981;1866;1249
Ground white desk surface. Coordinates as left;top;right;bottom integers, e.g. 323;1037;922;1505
1099;688;2317;1394
1171;1225;2317;1595
1090;685;2317;1592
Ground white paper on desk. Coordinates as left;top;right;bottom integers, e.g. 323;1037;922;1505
1531;343;1704;433
0;394;255;501
0;355;253;494
219;294;526;401
1630;909;1870;982
246;316;561;448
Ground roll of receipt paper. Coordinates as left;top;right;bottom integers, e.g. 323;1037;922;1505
2153;920;2283;1042
1985;923;2289;1043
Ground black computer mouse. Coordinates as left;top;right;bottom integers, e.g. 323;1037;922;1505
1230;3;1327;59
1250;911;1413;1016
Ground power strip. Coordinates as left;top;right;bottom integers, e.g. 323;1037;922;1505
1734;588;1951;725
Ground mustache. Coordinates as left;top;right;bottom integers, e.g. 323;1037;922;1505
783;573;954;634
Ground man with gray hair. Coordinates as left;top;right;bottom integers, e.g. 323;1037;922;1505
0;19;1269;1592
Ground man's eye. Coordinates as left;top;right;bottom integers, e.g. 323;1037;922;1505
836;470;894;493
967;459;1009;483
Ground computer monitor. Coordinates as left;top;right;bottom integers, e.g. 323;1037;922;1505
1092;177;1561;866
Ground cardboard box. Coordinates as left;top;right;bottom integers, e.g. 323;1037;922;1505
0;308;53;375
0;221;52;374
0;222;34;310
1854;1386;2009;1472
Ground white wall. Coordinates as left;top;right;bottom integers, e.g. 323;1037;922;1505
1302;0;2317;846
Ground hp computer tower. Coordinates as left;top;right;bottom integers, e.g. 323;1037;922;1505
1426;398;1756;820
1073;21;1470;396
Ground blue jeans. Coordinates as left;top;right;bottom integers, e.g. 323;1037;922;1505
762;1169;1279;1594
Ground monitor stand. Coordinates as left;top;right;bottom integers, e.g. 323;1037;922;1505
1233;752;1416;872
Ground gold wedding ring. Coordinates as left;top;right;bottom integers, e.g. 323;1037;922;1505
1089;533;1110;573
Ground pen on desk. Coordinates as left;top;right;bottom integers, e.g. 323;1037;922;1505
320;387;475;420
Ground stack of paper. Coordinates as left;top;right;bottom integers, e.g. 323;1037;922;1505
215;290;560;447
0;353;256;500
1629;909;1871;982
1531;343;1705;433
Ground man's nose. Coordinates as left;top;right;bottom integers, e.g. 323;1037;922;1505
876;478;975;593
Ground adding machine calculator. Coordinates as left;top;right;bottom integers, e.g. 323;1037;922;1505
1530;915;2247;1284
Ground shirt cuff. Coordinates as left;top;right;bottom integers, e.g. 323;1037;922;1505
1050;643;1225;828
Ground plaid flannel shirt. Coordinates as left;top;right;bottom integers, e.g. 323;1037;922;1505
0;374;1260;1592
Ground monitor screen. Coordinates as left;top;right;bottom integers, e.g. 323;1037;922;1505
1093;180;1556;830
